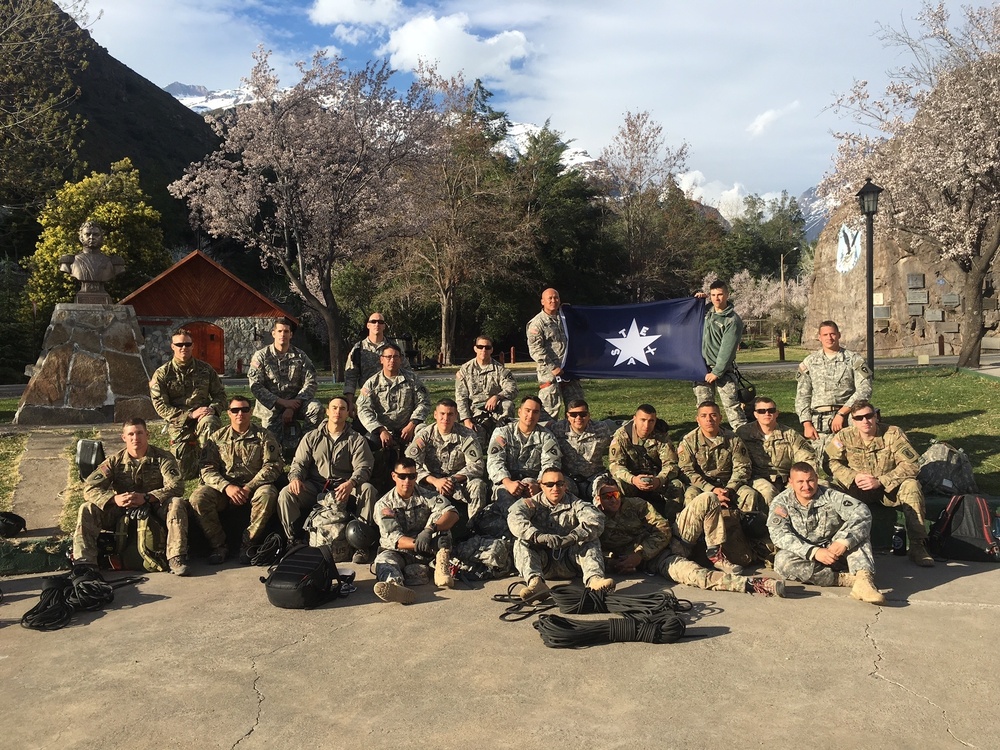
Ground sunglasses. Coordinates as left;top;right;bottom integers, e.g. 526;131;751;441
368;319;386;325
852;412;877;421
228;406;251;414
540;480;566;488
173;342;193;348
754;408;777;415
394;472;417;480
474;344;493;350
381;354;401;360
567;411;589;418
599;490;620;500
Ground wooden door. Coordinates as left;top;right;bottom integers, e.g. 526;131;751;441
185;321;225;374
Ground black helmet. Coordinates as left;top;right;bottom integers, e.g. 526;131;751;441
345;518;379;551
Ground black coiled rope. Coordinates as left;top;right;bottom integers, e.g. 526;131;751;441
20;567;146;631
533;610;688;649
250;533;285;566
494;581;692;622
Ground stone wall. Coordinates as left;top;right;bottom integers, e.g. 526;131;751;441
142;316;276;374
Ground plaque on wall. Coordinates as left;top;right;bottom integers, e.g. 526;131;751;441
941;292;961;307
872;292;884;305
939;322;960;333
875;319;890;332
924;309;944;322
985;297;999;311
907;304;924;316
873;306;891;318
906;290;930;304
906;274;925;289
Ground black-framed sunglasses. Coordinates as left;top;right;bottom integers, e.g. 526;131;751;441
368;319;386;325
474;344;492;350
229;406;251;414
540;480;566;488
852;412;877;421
754;408;777;415
393;472;417;480
173;342;193;348
567;411;589;418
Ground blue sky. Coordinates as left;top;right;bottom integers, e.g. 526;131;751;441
74;0;968;214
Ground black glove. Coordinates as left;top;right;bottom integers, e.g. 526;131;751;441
535;533;562;549
414;527;436;556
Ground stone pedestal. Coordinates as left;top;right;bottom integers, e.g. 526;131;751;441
14;304;158;425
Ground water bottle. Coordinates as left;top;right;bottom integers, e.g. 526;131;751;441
892;524;907;556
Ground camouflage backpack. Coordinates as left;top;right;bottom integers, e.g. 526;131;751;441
303;493;351;562
452;534;514;579
98;507;169;573
917;441;978;496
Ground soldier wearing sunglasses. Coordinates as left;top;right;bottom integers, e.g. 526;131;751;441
455;335;518;442
736;397;816;505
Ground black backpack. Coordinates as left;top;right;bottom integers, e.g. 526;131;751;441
260;544;356;609
928;494;1000;563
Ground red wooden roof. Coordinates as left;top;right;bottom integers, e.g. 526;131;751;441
121;250;294;320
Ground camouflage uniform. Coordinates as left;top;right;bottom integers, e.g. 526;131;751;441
677;427;763;513
735;422;816;505
693;301;746;428
406;422;489;518
607;419;684;514
343;337;411;399
373;486;456;585
149;358;227;480
825;424;928;544
455;357;518;423
247;344;324;434
356;370;431;438
189;424;282;550
600;495;745;592
486;422;562;505
507;490;606;585
277;421;376;540
550;417;618;501
794;347;872;458
74;445;186;565
768;484;875;585
526;309;584;419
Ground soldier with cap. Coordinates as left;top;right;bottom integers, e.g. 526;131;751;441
736;396;816;505
526;287;584;419
248;317;323;438
550;398;617;502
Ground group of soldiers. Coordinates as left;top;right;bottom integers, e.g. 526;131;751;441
71;286;937;608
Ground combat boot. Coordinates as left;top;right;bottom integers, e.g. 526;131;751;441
207;546;227;565
707;546;744;576
434;547;454;588
908;540;935;568
374;580;416;604
586;576;616;594
519;576;551;602
169;556;189;577
850;570;886;605
836;572;857;587
747;577;785;597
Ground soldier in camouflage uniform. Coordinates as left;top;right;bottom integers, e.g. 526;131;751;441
406;398;489;520
825;400;934;567
74;418;189;575
526;288;584;420
149;328;227;480
795;320;873;460
596;484;783;596
608;404;685;516
693;280;747;428
735;396;816;505
248;317;323;438
372;457;460;604
190;396;282;565
768;462;885;604
550;399;617;502
507;468;613;601
278;398;377;558
343;312;411;414
456;335;518;445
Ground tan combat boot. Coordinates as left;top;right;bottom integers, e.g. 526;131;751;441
908;540;935;568
850;570;886;605
836;572;857;587
374;580;416;604
434;547;454;588
586;576;616;593
520;576;551;602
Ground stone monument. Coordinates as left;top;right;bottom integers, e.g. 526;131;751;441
14;221;158;425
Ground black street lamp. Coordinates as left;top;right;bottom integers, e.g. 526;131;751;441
857;178;883;375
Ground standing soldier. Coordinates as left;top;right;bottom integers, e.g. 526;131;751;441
149;328;227;480
526;288;584;420
189;396;283;565
455;335;518;444
693;279;747;428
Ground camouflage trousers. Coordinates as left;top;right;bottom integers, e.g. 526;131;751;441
684;485;764;515
277;479;378;541
752;477;785;506
512;538;606;586
649;551;748;593
168;414;221;481
432;477;490;519
73;498;188;565
846;478;928;542
672;492;727;550
693;371;747;428
189;484;277;550
805;412;840;476
374;533;453;584
259;399;324;436
615;479;685;519
538;378;585;421
774;542;876;586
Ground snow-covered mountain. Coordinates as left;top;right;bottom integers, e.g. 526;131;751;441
797;186;834;243
164;82;256;114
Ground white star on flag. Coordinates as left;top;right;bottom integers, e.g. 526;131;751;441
605;319;661;366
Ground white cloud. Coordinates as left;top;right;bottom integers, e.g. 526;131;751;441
308;0;402;26
333;24;370;45
746;101;801;138
376;12;530;82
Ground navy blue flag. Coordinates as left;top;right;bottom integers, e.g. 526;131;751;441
560;298;708;381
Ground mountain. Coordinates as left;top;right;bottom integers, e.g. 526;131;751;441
798;186;833;243
163;82;210;97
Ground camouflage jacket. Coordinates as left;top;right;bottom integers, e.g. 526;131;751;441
551;417;618;479
199;423;282;492
825;424;920;493
507;491;604;543
795;348;872;422
734;422;815;482
248;344;318;414
455;358;518;420
356;370;431;435
486;423;561;483
288;421;373;487
343;337;410;396
83;445;182;511
149;358;227;426
677;427;751;491
768;485;872;560
405;423;484;482
526;310;567;384
375;486;456;550
599;496;671;561
608;420;680;485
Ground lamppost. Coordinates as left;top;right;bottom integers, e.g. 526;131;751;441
857;178;883;375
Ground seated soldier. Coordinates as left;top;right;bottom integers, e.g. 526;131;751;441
406;398;489;522
550;399;618;501
596;483;782;596
277;397;377;562
372;457;459;604
189;396;282;565
248;317;323;445
507;468;614;602
74;418;189;576
608;403;684;515
456;335;518;444
735;396;815;505
769;462;885;604
825;400;934;567
678;401;763;514
343;311;411;414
